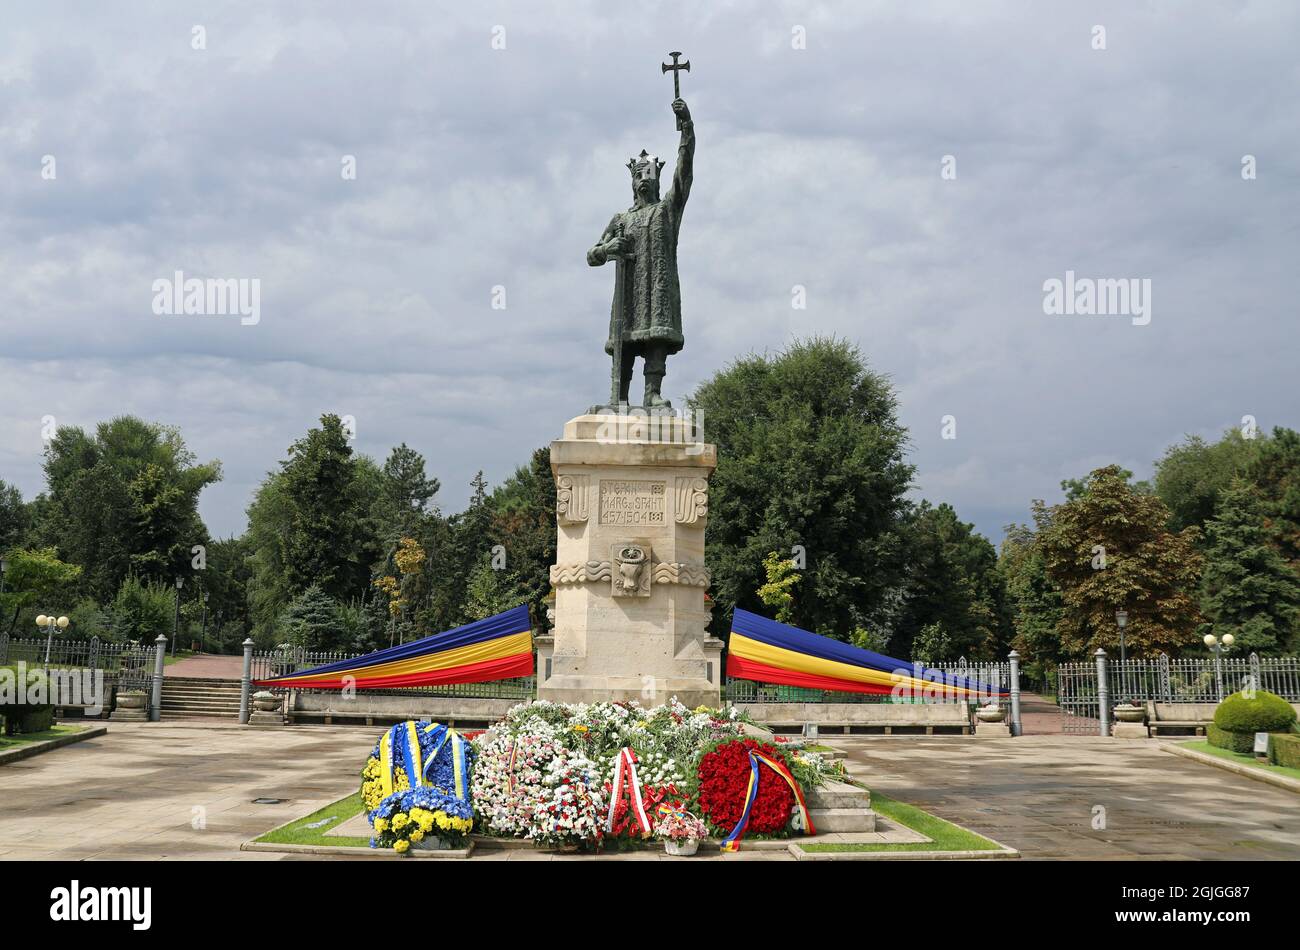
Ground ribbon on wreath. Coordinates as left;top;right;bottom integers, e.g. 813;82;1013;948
377;721;426;798
376;721;471;800
422;722;471;800
720;751;816;853
605;747;652;837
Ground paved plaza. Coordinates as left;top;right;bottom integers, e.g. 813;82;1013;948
1;723;1298;860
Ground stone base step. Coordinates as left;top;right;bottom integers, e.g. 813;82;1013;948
807;780;871;810
808;807;876;833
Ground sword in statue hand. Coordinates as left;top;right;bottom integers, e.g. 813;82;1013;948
661;51;690;130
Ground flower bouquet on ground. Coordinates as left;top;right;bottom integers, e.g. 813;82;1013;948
369;787;474;854
654;806;709;856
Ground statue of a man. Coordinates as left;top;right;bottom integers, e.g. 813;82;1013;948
588;98;694;410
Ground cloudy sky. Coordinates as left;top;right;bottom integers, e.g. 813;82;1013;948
2;1;1297;544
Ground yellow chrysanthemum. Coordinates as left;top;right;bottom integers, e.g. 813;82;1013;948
409;829;425;842
392;813;410;831
393;839;410;854
373;818;388;832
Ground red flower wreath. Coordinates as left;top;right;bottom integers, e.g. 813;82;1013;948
696;738;794;836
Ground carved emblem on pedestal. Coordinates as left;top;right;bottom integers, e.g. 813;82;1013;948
612;543;652;597
556;474;591;524
674;476;708;525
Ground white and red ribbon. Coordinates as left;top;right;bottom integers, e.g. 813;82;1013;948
605;747;652;836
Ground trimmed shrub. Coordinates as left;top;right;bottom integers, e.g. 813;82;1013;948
1213;690;1297;734
1207;723;1256;754
0;668;55;736
1270;733;1300;769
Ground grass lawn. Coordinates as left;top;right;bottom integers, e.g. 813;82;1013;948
800;791;1003;854
1180;740;1300;782
254;792;371;848
0;724;86;750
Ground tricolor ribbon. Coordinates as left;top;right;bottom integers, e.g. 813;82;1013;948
720;751;816;853
422;722;471;800
605;747;652;837
377;721;470;800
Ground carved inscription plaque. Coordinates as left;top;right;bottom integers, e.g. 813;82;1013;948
599;480;667;526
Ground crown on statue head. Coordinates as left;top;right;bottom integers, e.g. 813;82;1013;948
627;149;666;182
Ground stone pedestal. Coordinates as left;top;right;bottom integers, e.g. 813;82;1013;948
247;690;285;727
974;721;1012;737
1111;722;1149;739
538;413;722;708
110;691;149;722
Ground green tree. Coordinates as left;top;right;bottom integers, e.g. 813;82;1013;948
892;502;1009;660
0;547;82;634
1200;480;1300;654
277;415;369;601
107;574;173;645
375;443;440;543
0;479;30;552
488;448;556;625
998;524;1065;667
1250;426;1300;565
689;337;913;640
1035;465;1203;657
756;552;801;623
279;584;348;651
35;417;219;597
1154;428;1262;533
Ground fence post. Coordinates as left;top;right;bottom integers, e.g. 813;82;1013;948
240;638;254;725
1008;650;1023;737
0;631;7;664
1095;648;1110;737
150;634;167;721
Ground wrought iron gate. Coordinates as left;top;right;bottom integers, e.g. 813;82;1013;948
1057;661;1102;735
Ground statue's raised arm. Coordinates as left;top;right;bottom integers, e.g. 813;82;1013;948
664;99;694;212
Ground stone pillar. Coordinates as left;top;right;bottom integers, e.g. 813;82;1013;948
151;634;167;722
1008;650;1023;737
240;637;254;724
1094;648;1110;737
540;412;721;708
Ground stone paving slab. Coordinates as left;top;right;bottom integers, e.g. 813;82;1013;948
840;734;1300;861
5;721;1295;861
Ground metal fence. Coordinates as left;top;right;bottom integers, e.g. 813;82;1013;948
1059;653;1300;735
726;657;1013;705
0;633;155;691
250;646;536;700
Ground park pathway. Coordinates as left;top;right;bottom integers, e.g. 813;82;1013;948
164;653;244;679
841;734;1300;860
1017;691;1065;735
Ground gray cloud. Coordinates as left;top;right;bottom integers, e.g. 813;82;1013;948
2;1;1297;543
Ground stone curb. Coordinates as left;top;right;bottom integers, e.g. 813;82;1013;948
1164;742;1300;794
0;725;108;766
789;841;1019;861
241;839;474;859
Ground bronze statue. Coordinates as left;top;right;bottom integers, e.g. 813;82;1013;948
588;55;694;411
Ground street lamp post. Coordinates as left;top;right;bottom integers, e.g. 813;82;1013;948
1115;609;1128;664
199;590;209;654
35;613;70;669
1203;632;1235;702
172;576;184;656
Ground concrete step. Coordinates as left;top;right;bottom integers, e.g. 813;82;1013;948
161;699;241;710
807;780;872;810
162;711;238;721
161;688;242;699
808;807;877;833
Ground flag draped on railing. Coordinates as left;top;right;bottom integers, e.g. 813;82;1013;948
726;608;1006;700
253;605;533;690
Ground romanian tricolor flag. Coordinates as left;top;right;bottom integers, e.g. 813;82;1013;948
253;605;534;690
727;609;1006;701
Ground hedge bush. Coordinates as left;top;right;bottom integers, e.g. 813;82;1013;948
1212;690;1297;733
1271;733;1300;769
1207;723;1257;754
0;668;56;736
